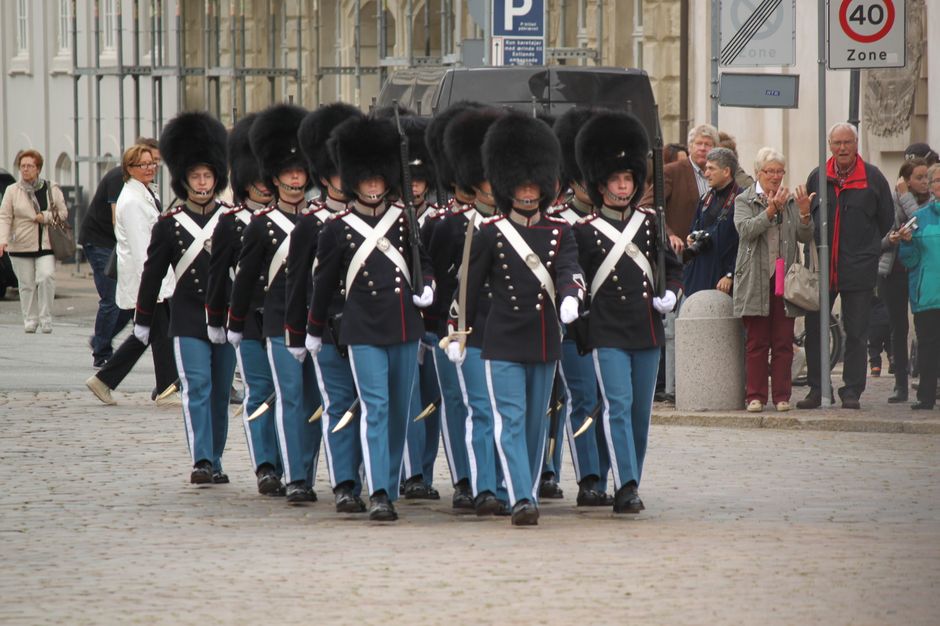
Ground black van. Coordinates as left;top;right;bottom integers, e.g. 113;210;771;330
376;66;659;141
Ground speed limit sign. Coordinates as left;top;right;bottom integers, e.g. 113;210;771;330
828;0;906;69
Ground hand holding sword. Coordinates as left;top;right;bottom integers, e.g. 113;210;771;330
440;211;477;363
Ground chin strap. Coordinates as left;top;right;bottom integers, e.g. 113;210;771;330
356;189;389;206
603;187;636;205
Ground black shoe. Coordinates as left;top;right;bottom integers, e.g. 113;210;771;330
796;390;822;409
93;356;108;368
538;473;564;499
212;471;229;484
911;402;935;410
577;477;614;506
495;500;512;516
256;465;284;496
452;479;474;510
335;482;367;513
474;491;501;516
839;392;861;410
613;481;645;514
190;460;213;485
369;492;398;521
403;475;431;499
888;389;909;403
510;499;539;526
285;481;316;504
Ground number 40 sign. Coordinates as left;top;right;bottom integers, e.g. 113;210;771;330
828;0;906;69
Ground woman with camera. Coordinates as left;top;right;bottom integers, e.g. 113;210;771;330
732;148;815;413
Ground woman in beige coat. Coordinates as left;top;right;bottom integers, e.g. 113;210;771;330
0;150;68;333
733;148;815;413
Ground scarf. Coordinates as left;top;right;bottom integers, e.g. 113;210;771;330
17;178;46;214
825;155;868;290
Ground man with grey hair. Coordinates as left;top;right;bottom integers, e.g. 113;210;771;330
798;122;893;410
682;147;742;297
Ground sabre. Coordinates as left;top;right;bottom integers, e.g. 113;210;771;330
651;104;667;298
544;372;562;462
331;398;360;433
392;101;425;293
572;402;604;439
437;212;476;351
413;396;441;422
246;391;276;422
155;378;181;401
308;405;324;423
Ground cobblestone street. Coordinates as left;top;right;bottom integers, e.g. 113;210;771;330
1;269;938;625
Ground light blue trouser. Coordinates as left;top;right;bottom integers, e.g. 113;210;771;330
313;342;363;494
559;339;609;491
236;339;281;475
402;336;441;484
460;347;509;501
486;359;555;507
593;347;660;490
433;343;471;486
267;337;322;487
348;342;418;502
174;337;237;472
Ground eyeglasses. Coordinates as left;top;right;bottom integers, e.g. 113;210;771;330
19;163;38;170
830;140;856;148
131;162;158;169
760;168;786;177
931;178;940;184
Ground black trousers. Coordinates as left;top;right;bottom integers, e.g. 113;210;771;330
805;289;872;400
913;309;940;407
880;271;910;389
867;321;891;368
97;301;177;392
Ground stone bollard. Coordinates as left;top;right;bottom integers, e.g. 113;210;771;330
675;289;745;411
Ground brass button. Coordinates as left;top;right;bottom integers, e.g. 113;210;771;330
368;280;374;287
535;303;542;310
394;287;401;294
371;290;377;296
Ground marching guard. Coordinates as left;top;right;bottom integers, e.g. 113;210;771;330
573;111;682;513
228;103;322;504
287;102;367;513
306;115;435;521
446;112;585;526
205;112;284;496
135;111;236;485
547;107;613;506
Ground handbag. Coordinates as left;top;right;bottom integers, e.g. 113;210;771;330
104;248;118;279
783;242;820;311
45;185;76;261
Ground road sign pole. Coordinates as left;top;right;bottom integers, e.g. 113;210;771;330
711;0;720;126
848;68;860;128
819;1;832;406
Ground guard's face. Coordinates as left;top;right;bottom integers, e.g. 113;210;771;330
187;165;216;197
602;171;635;207
829;128;858;170
411;179;428;201
704;161;732;189
689;135;715;168
321;175;346;201
277;167;308;193
357;176;387;201
474;180;496;206
248;180;273;204
511;182;541;210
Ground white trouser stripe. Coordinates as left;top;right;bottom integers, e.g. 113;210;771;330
235;347;258;470
347;349;374;496
485;360;516;505
173;337;196;464
312;355;338;489
455;353;479;497
266;339;294;484
592;350;621;489
558;361;581;483
433;351;459;485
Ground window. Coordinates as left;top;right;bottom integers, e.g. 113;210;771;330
103;0;116;51
632;0;644;70
15;0;29;55
58;0;72;53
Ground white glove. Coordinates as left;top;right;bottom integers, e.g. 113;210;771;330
559;296;580;324
207;325;226;345
652;290;677;314
226;330;243;348
287;346;308;363
133;324;150;345
412;284;434;308
446;341;465;366
305;334;323;357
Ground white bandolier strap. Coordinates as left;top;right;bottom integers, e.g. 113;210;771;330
591;210;652;294
555;208;580;225
343;207;411;299
494;219;556;306
308;206;333;278
173;209;223;282
234;209;252;225
266;209;296;288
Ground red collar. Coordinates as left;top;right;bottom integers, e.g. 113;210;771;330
826;155;867;190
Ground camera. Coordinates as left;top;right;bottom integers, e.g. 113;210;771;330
685;230;713;259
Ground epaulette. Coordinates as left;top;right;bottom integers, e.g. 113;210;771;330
545;215;569;225
482;214;504;225
450;203;473;215
333;208;353;220
546;204;566;215
223;204;245;216
256;205;276;216
429;208;447;221
159;205;183;219
302;199;325;215
577;213;598;225
637;207;656;216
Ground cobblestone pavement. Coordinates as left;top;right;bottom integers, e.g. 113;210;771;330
0;268;938;625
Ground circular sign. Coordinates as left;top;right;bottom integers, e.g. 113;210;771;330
730;0;785;42
839;0;895;44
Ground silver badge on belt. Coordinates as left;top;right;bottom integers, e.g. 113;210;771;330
377;237;391;252
626;242;640;258
525;253;540;268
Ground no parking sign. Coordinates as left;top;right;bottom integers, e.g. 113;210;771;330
828;0;906;69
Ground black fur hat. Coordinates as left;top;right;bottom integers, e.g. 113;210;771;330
425;101;484;192
575;110;649;208
160;111;228;201
228;113;262;203
483;111;561;214
298;102;362;191
553;107;596;188
249;103;309;193
444;107;505;196
330;116;401;199
399;115;436;187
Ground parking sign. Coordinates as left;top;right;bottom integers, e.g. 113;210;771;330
828;0;906;69
490;0;546;66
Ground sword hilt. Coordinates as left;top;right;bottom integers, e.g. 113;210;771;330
437;328;472;351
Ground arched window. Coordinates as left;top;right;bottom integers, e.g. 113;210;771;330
54;153;73;186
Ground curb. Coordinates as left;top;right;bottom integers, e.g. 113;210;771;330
652;411;940;435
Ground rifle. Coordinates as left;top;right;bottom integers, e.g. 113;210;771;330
392;101;425;294
651;104;667;298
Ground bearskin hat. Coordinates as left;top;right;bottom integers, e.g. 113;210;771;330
160;111;228;201
298;102;363;191
575;110;649;208
399;115;436;187
553;107;596;188
228;113;262;203
330;115;401;199
425;101;484;192
444;107;506;196
249;103;309;193
482;111;561;214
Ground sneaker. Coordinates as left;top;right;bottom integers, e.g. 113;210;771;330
85;375;117;405
155;392;181;407
746;399;763;413
775;401;791;412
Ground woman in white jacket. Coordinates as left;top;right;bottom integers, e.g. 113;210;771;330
86;144;177;405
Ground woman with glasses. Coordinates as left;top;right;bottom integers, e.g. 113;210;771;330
86;144;178;406
732;148;815;413
0;149;69;333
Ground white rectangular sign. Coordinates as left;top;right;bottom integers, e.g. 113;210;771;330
828;0;906;69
